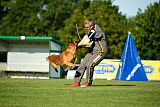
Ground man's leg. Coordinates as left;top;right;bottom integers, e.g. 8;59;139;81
85;52;107;85
73;53;92;83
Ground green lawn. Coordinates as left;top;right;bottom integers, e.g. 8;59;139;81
0;78;160;107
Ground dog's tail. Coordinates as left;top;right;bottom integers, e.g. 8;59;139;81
46;56;58;73
46;56;49;61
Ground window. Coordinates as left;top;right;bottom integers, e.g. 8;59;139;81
0;52;7;62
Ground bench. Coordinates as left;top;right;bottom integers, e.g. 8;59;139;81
1;70;49;79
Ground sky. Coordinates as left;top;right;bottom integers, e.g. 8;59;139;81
112;0;159;17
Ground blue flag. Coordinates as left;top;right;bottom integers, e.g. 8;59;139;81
115;33;148;81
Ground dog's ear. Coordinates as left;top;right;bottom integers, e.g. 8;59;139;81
70;39;73;43
75;40;79;44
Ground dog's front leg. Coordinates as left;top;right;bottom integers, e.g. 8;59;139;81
65;62;76;69
74;58;77;64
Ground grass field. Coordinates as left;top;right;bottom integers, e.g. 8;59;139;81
0;78;160;107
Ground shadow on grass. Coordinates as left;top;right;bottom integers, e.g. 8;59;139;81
65;84;136;87
91;85;136;87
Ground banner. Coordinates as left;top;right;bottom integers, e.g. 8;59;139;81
86;59;160;80
142;60;160;80
93;59;119;80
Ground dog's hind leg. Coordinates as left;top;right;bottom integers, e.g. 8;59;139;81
60;66;68;78
60;66;65;72
49;61;58;73
63;66;72;72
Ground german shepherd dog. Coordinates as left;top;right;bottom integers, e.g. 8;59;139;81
46;41;77;72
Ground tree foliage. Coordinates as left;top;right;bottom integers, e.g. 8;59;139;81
0;0;86;37
128;2;160;60
0;0;159;61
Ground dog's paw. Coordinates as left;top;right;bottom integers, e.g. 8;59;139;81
71;66;75;69
55;69;58;73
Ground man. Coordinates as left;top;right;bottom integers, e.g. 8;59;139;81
70;18;107;87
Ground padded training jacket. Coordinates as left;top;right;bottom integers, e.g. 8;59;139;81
87;24;107;53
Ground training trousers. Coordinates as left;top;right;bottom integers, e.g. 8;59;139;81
74;52;107;84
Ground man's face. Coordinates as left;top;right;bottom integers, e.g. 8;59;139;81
84;23;93;34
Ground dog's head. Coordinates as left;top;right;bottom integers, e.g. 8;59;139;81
68;41;78;50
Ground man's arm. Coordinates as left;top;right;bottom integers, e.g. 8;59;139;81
88;29;96;40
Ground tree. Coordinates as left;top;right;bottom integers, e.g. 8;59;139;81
0;0;85;37
129;2;160;60
0;0;41;36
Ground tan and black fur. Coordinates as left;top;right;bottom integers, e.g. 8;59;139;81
46;41;77;72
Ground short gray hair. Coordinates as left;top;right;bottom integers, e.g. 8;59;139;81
84;18;94;26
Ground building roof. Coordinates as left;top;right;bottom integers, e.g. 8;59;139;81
0;36;65;46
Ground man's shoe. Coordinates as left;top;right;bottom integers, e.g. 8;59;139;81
81;82;89;87
70;82;80;87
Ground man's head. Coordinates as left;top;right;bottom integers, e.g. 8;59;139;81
84;18;94;34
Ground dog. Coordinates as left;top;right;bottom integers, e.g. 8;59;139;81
46;41;77;72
